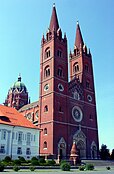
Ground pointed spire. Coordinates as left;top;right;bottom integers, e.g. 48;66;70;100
75;21;84;49
18;73;21;82
49;3;59;32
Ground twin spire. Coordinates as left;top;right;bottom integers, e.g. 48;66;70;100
49;4;84;48
75;21;84;49
49;3;59;32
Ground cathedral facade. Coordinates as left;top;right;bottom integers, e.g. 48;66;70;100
38;5;99;159
5;5;99;159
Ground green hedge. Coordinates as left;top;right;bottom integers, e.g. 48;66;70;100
85;163;94;170
60;162;71;171
0;162;4;172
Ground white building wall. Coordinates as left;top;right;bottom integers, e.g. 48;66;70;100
0;124;39;160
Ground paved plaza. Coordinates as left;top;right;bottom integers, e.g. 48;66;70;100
1;166;114;174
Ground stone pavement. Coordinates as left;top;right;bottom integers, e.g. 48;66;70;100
2;166;114;174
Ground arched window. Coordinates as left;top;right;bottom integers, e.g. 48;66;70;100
44;105;48;112
57;67;63;77
85;64;89;72
44;128;47;135
86;80;90;89
45;47;51;59
44;66;50;78
73;62;79;73
35;111;38;118
43;141;47;149
57;49;62;57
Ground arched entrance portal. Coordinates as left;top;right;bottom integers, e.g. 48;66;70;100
73;129;86;159
77;140;86;158
91;141;97;159
58;137;66;160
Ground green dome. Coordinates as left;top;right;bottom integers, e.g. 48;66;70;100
11;75;27;92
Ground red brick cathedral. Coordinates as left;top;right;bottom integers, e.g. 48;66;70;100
38;5;99;159
5;5;99;159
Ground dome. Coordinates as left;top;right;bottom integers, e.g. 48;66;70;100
11;75;27;92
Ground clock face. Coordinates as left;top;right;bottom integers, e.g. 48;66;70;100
72;106;83;122
58;83;64;91
87;94;92;102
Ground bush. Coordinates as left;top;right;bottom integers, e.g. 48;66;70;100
79;166;85;171
4;156;12;162
106;166;111;170
60;160;67;165
31;157;38;161
0;162;4;172
85;163;94;170
46;159;56;166
13;165;20;172
26;160;31;163
13;159;21;166
60;162;71;171
31;160;39;166
39;158;46;164
18;157;26;163
29;166;35;171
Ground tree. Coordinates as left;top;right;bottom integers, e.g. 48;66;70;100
110;149;114;160
99;144;110;160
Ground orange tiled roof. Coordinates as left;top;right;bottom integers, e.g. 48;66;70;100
0;105;38;129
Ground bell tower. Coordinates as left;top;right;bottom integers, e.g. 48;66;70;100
69;22;99;158
38;4;69;158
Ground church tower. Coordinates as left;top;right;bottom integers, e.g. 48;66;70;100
69;22;99;159
4;75;29;110
38;4;69;158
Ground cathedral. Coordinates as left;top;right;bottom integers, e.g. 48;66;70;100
5;5;99;159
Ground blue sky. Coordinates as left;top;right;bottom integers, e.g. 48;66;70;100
0;0;114;151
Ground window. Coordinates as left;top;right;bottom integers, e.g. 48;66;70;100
86;81;90;89
35;111;38;118
73;62;79;73
26;133;31;145
16;132;18;140
17;147;22;155
1;130;6;140
44;128;47;135
57;68;63;77
59;106;62;112
73;91;80;100
27;113;31;120
59;106;63;112
44;84;49;91
44;66;50;78
43;141;47;149
31;134;33;141
34;135;36;142
57;50;62;57
89;115;93;120
85;64;89;72
44;105;48;112
45;48;51;59
12;132;15;140
0;145;5;153
18;132;22;145
26;148;31;155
